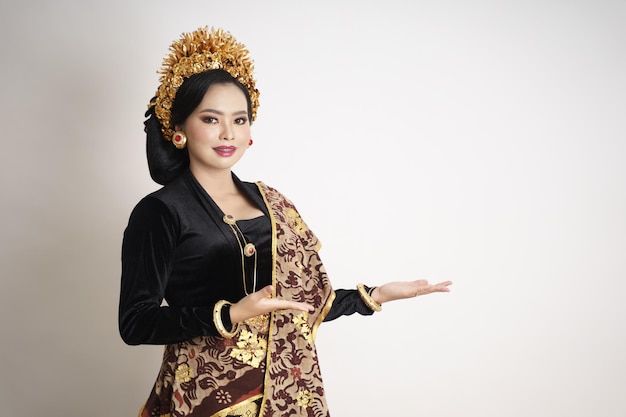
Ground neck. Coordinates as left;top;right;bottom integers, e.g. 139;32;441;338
189;166;237;197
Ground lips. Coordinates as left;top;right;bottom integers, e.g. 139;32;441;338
213;146;237;157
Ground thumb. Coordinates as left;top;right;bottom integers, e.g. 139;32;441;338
258;285;274;298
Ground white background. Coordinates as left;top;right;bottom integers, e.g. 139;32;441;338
1;1;625;416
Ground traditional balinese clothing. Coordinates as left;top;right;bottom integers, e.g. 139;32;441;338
119;170;373;417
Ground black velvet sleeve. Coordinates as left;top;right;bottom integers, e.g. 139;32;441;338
118;196;222;345
323;289;375;321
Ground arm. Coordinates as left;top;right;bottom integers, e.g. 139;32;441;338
118;197;220;345
322;281;453;321
323;289;375;322
371;280;453;304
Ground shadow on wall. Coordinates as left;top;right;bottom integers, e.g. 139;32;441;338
1;42;161;416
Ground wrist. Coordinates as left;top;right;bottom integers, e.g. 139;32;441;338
370;287;383;304
213;300;240;338
357;283;382;312
229;301;243;324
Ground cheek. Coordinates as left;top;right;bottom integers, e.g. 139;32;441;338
187;125;215;142
238;125;252;138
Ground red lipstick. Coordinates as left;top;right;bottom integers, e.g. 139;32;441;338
213;146;237;157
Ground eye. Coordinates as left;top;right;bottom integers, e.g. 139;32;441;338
202;116;218;124
235;117;248;125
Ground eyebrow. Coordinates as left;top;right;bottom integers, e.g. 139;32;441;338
199;108;248;116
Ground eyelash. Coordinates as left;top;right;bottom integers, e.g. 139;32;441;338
201;117;248;125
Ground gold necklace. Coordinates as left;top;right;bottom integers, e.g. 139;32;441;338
223;214;257;295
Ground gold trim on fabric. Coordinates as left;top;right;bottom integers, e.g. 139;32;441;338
210;394;263;417
255;182;333;415
255;182;277;414
255;180;334;346
311;290;335;341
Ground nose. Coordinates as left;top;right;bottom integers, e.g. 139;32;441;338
221;124;234;141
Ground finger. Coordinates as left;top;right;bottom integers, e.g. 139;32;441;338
261;296;312;310
432;282;452;292
283;301;314;312
250;285;274;301
267;299;314;313
290;301;315;312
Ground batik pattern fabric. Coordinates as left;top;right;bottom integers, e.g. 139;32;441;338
139;312;269;417
257;182;334;417
139;182;334;417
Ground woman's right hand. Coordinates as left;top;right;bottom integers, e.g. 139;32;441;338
229;285;314;324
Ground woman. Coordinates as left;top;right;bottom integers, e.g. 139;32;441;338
119;27;452;417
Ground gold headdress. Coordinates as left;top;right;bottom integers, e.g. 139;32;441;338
149;27;260;142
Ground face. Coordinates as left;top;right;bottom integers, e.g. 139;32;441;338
178;83;251;176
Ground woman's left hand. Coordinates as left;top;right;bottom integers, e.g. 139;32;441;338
371;280;452;305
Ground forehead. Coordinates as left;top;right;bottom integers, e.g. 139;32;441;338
198;83;247;108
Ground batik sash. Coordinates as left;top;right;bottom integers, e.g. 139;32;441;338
139;183;334;417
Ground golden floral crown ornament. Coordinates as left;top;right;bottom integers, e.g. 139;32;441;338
149;26;260;142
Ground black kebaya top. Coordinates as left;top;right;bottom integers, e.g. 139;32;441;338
119;170;373;345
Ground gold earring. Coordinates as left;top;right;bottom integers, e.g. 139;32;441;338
172;131;187;149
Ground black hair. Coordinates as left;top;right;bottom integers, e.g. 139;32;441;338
145;69;253;185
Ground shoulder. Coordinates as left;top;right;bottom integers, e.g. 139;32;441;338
150;173;190;203
254;182;302;221
256;182;321;250
235;177;289;208
254;181;289;202
126;177;190;232
126;194;175;233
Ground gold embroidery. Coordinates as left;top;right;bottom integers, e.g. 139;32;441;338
230;330;267;368
285;208;308;235
296;389;314;408
245;313;269;332
292;312;312;344
213;395;262;417
175;363;192;383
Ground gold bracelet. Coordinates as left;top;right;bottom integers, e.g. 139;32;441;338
357;283;382;312
213;300;240;338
